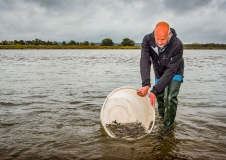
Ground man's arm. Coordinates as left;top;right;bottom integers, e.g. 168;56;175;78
137;35;151;97
140;35;151;87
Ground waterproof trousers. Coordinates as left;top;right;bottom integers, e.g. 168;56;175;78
156;81;181;129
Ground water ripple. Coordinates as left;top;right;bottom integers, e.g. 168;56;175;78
0;50;226;159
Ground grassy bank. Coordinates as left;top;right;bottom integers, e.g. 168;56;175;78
0;45;226;50
0;45;141;49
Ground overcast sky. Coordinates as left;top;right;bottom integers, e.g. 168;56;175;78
1;0;226;43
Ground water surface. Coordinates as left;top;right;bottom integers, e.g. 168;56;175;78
0;49;226;160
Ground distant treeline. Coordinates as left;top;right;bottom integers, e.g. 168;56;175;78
183;43;226;49
0;38;226;49
0;38;135;46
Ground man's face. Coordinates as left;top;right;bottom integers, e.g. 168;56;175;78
154;29;170;47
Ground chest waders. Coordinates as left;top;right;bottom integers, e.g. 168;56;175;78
156;81;181;129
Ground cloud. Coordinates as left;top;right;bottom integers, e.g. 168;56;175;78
217;0;226;11
0;0;226;43
163;0;212;14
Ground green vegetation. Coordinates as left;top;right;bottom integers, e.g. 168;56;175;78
0;38;226;49
120;38;135;46
100;38;114;46
0;45;141;49
183;43;226;49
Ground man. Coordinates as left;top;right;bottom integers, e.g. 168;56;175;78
137;21;184;129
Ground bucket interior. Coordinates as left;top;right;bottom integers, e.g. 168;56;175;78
100;86;155;140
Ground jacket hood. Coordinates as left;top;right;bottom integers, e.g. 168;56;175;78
170;28;177;37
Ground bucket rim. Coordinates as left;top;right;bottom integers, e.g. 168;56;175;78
100;86;155;140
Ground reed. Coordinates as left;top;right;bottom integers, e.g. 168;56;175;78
0;45;141;49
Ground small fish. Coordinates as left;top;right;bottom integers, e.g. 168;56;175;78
112;120;117;124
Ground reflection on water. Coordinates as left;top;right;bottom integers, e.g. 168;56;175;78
0;49;226;160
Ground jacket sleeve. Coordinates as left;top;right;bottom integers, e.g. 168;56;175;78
140;35;151;87
151;43;183;95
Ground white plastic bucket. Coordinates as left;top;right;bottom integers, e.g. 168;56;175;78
100;86;155;140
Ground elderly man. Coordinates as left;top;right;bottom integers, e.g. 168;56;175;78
137;21;184;129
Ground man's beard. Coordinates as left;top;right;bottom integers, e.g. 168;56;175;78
156;44;165;48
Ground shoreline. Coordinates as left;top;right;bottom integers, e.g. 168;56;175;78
0;45;226;50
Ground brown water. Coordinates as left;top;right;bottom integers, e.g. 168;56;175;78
106;122;147;139
0;49;226;160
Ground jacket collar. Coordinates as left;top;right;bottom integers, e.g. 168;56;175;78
150;28;176;54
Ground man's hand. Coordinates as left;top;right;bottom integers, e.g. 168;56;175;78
137;86;149;97
149;92;156;107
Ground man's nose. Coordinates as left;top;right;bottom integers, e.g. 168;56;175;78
157;40;163;44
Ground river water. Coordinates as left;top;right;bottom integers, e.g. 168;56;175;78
0;49;225;160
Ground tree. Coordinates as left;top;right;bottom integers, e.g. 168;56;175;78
25;40;33;45
46;41;53;45
41;41;47;45
2;40;9;45
121;38;135;46
18;40;25;45
14;40;18;45
33;38;42;45
53;41;58;45
68;40;76;45
81;41;89;46
61;41;67;45
8;41;14;45
101;38;114;46
90;42;95;46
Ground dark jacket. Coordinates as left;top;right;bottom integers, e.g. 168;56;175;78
140;28;184;96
